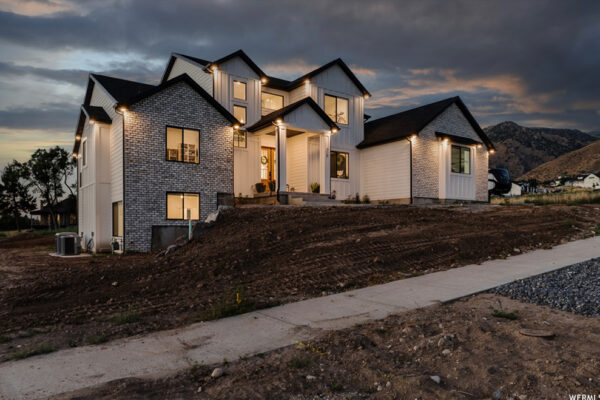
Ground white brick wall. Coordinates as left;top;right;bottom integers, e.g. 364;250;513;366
123;81;233;252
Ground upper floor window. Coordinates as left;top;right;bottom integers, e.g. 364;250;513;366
233;80;247;101
451;145;471;174
324;94;349;125
166;126;199;163
233;105;247;125
261;92;284;112
330;151;349;179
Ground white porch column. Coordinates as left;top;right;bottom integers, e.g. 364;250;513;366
320;133;330;194
276;125;287;192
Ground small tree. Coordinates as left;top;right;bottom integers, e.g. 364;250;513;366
25;147;74;231
0;160;35;231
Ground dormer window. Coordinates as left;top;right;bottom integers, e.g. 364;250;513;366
233;81;246;101
324;94;349;125
261;92;284;112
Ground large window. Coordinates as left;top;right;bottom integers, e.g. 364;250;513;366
261;92;284;111
167;193;200;220
233;105;247;125
451;145;471;174
233;80;247;100
112;201;123;237
324;94;349;124
166;127;199;163
330;151;349;179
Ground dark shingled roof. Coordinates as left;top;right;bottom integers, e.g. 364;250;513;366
117;74;238;125
91;74;154;104
246;97;338;133
358;96;494;150
81;105;111;124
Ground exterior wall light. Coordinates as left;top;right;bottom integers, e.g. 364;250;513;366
261;77;268;84
364;94;370;99
489;149;495;154
210;65;218;72
233;124;240;130
119;107;128;113
89;119;95;125
275;118;283;125
477;144;483;149
410;134;417;141
73;153;77;158
331;128;338;134
76;135;81;141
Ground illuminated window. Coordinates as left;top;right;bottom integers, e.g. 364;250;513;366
166;127;199;163
82;140;87;166
112;201;123;237
261;92;284;111
233;105;247;125
167;193;199;220
330;151;349;179
451;145;471;174
233;80;246;100
324;94;349;124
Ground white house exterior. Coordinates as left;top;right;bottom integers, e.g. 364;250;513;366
573;173;600;189
74;50;494;252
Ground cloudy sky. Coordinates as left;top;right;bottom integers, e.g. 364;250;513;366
0;0;599;167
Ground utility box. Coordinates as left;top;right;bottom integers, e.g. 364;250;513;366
55;232;81;256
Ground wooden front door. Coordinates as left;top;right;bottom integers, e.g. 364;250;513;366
260;146;275;187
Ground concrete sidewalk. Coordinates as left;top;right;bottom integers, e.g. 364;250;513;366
1;236;599;400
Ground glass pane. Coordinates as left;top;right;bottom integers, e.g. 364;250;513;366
183;129;199;163
233;105;246;124
462;147;471;174
166;127;182;161
117;202;123;236
167;193;183;219
234;130;246;148
334;152;349;179
336;97;349;124
324;95;336;122
451;146;461;173
233;81;246;100
183;194;199;220
261;92;283;111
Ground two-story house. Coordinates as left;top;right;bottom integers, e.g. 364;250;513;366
73;49;494;253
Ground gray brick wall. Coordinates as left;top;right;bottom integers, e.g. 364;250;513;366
412;103;489;202
123;81;233;252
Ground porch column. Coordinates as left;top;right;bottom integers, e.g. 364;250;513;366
320;133;330;194
277;125;287;192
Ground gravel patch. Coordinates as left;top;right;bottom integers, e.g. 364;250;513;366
491;257;600;316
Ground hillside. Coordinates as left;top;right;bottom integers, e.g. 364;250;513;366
519;139;600;182
484;121;596;178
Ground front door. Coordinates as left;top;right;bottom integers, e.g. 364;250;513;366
260;146;275;189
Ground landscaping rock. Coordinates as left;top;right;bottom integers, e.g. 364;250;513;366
491;258;600;316
305;375;316;381
211;368;223;378
430;375;441;384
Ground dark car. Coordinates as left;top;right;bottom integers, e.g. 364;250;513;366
488;168;511;196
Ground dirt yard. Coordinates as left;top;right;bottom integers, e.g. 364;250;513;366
1;204;599;359
50;293;600;400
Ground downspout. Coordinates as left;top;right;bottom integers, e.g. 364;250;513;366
406;137;413;205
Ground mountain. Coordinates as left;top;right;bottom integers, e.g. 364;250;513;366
588;130;600;138
518;140;600;182
484;121;596;179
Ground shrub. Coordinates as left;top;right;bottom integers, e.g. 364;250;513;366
255;183;266;193
310;182;320;193
489;300;519;320
110;308;141;325
4;343;55;361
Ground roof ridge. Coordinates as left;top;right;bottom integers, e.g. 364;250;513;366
365;96;458;126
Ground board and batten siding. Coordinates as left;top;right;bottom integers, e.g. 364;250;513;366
89;83;123;205
286;134;308;193
167;57;213;95
360;140;410;201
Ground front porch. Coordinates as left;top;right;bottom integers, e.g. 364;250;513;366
234;97;338;199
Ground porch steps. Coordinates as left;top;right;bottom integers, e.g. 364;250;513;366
287;192;341;206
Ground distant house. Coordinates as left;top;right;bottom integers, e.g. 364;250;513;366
31;196;77;228
573;173;600;189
